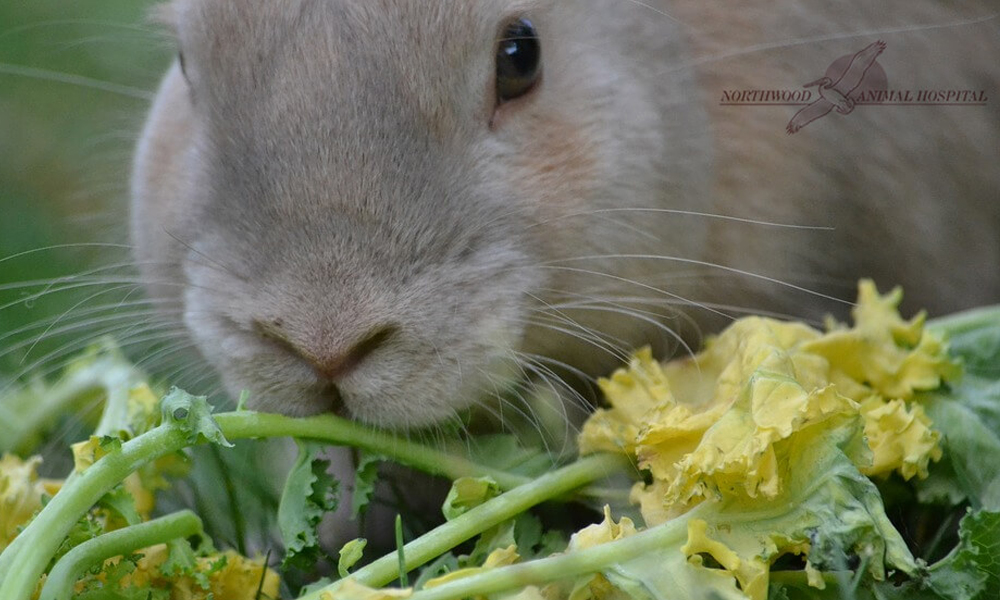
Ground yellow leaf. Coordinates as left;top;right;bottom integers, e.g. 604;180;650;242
423;545;521;589
0;454;62;551
860;396;941;479
567;506;637;551
72;436;111;474
682;518;769;600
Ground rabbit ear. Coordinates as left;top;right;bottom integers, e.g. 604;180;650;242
148;1;180;33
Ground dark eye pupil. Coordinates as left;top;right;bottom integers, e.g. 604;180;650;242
496;18;541;102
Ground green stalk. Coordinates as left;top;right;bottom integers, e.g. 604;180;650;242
406;509;695;600
0;409;550;600
214;412;532;489
39;510;203;600
1;353;141;454
299;452;629;599
0;426;189;600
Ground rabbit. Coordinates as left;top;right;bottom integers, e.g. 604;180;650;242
131;0;999;435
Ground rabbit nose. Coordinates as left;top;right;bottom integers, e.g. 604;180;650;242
256;320;399;381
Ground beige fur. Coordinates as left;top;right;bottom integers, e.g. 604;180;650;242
132;0;999;429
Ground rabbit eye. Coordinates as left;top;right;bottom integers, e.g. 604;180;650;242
496;18;541;103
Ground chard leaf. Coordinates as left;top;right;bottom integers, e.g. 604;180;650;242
598;544;746;600
771;509;1000;600
413;553;461;590
917;308;1000;510
920;387;1000;510
339;538;367;578
300;577;336;595
665;423;915;599
929;307;1000;376
352;452;383;520
75;553;167;600
96;486;142;527
72;435;122;474
442;477;501;521
278;440;339;570
924;509;1000;600
160;537;213;589
160;388;232;448
51;511;105;567
466;435;555;477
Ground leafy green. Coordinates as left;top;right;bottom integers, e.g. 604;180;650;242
3;297;999;600
594;542;745;600
160;388;233;448
339;538;367;578
769;509;1000;600
96;486;142;527
442;477;501;521
917;310;1000;510
73;553;162;600
413;553;461;590
160;537;225;590
278;440;340;570
465;435;557;478
352;451;383;520
924;509;1000;600
51;510;105;567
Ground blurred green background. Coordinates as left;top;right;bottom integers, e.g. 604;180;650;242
0;4;293;560
0;0;170;377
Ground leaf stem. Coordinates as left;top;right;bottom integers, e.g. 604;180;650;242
0;409;564;600
39;510;203;600
213;411;533;489
1;353;142;454
406;509;695;600
0;426;189;600
298;452;630;599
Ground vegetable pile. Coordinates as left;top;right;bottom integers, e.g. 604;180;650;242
1;280;999;600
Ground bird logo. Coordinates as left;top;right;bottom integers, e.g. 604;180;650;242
787;40;887;134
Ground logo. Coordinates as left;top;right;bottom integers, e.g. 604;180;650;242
718;41;989;134
786;40;887;134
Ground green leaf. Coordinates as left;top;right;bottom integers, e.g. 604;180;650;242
99;436;123;453
300;577;336;596
352;452;383;520
921;386;1000;510
929;307;1000;377
442;477;501;521
160;388;233;448
75;553;170;600
465;435;556;477
441;477;537;570
887;309;1000;511
278;440;340;570
924;509;1000;600
915;308;1000;510
50;512;105;567
160;537;212;590
599;545;746;600
773;509;1000;600
413;553;460;590
97;486;142;527
338;538;367;578
657;422;917;599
